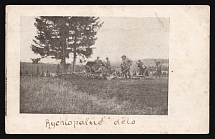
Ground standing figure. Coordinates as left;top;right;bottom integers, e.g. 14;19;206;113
94;56;103;71
95;56;100;63
136;60;147;75
155;61;162;78
106;57;111;74
121;55;133;79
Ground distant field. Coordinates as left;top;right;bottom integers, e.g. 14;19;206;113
20;76;168;115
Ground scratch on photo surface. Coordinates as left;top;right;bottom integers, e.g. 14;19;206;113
154;12;164;28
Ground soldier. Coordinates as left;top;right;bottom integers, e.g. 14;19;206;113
94;63;108;79
95;56;100;63
121;55;133;79
155;61;162;78
136;60;144;75
93;56;103;71
106;57;111;74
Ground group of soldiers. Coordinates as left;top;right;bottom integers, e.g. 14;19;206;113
93;55;163;79
94;56;111;74
120;55;149;79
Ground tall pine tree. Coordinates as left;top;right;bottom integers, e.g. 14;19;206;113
31;16;103;72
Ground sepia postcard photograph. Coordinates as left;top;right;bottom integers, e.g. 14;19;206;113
6;5;209;134
20;16;169;115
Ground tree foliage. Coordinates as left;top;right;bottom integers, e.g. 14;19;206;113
31;16;104;70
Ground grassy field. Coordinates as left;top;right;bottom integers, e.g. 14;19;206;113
20;75;168;115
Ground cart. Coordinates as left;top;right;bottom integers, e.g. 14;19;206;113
84;61;109;79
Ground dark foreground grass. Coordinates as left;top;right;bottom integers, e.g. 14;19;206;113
20;76;168;115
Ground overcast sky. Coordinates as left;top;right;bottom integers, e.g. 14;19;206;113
20;16;169;63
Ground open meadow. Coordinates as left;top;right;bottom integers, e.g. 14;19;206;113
20;75;168;115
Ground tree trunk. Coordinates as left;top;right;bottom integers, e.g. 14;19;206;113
61;57;66;65
61;32;67;73
72;29;77;72
72;48;76;72
60;54;67;73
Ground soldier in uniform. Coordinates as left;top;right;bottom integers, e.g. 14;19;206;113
155;61;162;78
95;56;100;63
106;57;111;74
93;56;104;71
136;60;145;75
94;63;108;79
121;55;133;79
